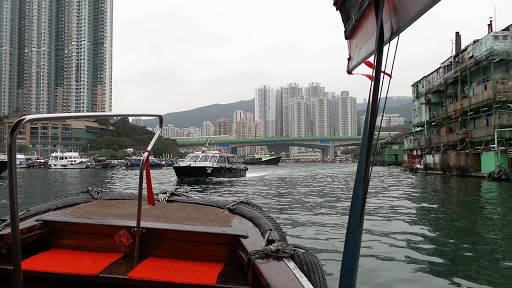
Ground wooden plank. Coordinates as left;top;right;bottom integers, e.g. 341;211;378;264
1;221;46;246
3;228;49;248
40;214;247;238
144;228;239;244
41;221;242;263
63;200;235;228
141;238;234;263
49;230;130;253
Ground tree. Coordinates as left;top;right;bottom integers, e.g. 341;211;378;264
17;144;29;153
87;117;183;159
0;115;11;124
341;146;360;159
95;118;111;126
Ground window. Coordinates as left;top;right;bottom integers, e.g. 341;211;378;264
188;155;200;162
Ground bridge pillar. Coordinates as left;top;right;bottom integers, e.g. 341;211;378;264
329;145;335;161
320;149;327;162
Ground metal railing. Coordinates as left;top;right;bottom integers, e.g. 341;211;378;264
7;112;163;288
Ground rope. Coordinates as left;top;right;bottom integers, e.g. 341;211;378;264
226;199;249;210
246;242;298;272
85;187;106;199
370;33;400;178
158;188;190;202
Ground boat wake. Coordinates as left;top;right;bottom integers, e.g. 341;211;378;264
246;172;268;177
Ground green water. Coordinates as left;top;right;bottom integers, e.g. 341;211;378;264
1;163;511;287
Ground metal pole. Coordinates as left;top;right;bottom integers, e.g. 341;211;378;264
7;113;162;288
8;121;23;288
339;0;386;287
134;116;163;259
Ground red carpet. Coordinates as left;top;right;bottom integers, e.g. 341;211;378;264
127;257;224;285
22;249;123;275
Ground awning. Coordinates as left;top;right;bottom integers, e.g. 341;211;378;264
333;0;441;73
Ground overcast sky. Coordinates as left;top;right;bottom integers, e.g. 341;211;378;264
112;0;512;114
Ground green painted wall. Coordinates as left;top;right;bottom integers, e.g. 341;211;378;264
374;143;404;164
480;151;509;173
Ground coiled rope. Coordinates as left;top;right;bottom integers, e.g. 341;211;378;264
246;241;298;272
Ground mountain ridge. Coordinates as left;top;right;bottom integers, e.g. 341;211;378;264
142;99;255;128
140;96;412;129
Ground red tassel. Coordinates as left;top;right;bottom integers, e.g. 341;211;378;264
364;60;392;78
145;150;155;206
363;60;374;69
361;74;374;81
349;73;374;81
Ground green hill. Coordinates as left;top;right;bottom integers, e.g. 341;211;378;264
357;96;413;121
141;96;413;130
142;99;255;128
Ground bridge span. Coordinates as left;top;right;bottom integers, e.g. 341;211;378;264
175;135;389;161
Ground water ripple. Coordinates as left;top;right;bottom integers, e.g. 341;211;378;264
1;164;511;287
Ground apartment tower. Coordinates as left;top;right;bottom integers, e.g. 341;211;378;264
331;91;357;136
0;0;113;116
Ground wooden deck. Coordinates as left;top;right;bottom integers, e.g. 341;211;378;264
0;199;305;288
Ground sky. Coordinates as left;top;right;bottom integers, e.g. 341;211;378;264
112;0;512;114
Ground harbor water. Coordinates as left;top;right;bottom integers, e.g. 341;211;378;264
0;163;511;287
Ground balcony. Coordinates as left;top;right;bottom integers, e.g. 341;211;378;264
470;126;495;138
456;129;469;140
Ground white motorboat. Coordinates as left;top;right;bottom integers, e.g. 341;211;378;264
48;151;89;169
16;154;29;168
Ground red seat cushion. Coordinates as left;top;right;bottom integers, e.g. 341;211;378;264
127;257;224;285
22;249;123;276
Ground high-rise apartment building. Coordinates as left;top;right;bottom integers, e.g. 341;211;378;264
245;112;255;123
378;113;405;127
282;83;302;137
255;84;358;139
255;85;272;137
0;0;113;116
289;96;306;137
132;118;144;126
234;112;262;155
303;82;324;102
304;82;325;136
214;117;232;136
232;110;244;137
312;93;330;136
202;121;214;136
272;88;284;138
331;91;357;136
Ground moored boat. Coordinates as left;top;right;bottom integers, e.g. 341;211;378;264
173;148;248;180
0;112;326;288
161;158;175;167
125;156;163;169
16;154;29;168
243;154;281;166
0;154;7;175
47;151;89;169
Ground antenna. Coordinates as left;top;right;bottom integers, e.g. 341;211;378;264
494;5;496;31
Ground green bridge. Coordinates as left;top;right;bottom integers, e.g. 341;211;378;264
176;135;390;161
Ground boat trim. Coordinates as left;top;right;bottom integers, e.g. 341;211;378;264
283;258;315;288
7;112;163;288
38;213;249;238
